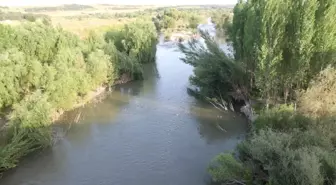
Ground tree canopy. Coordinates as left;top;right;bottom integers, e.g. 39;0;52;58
0;19;158;172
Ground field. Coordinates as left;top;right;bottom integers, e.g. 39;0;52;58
0;4;159;37
0;4;233;37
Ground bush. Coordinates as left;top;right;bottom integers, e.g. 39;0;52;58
209;88;336;185
299;66;336;119
254;104;311;132
188;15;201;29
163;15;176;29
210;128;335;185
86;50;111;87
105;20;157;79
0;91;53;171
0;21;157;172
9;91;52;128
208;153;251;184
0;127;51;171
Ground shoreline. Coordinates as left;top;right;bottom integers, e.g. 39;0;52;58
52;73;134;123
0;74;134;142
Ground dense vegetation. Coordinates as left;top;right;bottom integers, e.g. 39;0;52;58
0;10;49;21
230;0;336;106
152;8;203;31
179;0;336;184
0;19;157;173
210;10;232;32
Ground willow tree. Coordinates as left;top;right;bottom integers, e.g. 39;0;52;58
179;32;249;110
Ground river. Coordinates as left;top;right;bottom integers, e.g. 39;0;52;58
1;33;248;185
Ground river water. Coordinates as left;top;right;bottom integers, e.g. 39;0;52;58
1;35;247;185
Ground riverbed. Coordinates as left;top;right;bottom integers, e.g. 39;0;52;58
1;41;248;185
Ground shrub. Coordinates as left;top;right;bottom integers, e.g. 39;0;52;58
254;104;311;132
210;128;335;185
86;49;112;86
0;19;157;173
9;91;52;128
208;153;251;184
299;66;336;118
188;15;201;29
0;127;51;171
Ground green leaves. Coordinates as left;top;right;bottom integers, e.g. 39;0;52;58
208;153;248;183
206;1;336;184
179;32;248;103
0;21;157;172
230;0;336;104
9;90;52;128
104;20;157;79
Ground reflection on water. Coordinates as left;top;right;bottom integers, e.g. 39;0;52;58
1;42;247;185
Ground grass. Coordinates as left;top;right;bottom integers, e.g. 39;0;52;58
51;17;133;38
1;4;158;37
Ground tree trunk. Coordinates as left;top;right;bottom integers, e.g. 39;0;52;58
266;92;270;110
284;87;289;104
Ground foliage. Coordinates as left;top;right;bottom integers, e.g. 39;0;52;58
179;32;249;107
9;91;52;128
0;127;51;172
211;11;232;31
229;0;336;104
210;122;336;185
209;98;336;184
163;15;176;29
105;19;157;80
0;11;48;21
188;15;202;29
153;7;219;31
254;105;310;132
0;91;53;172
0;20;157;172
86;50;112;87
208;153;251;184
298;66;336;118
175;1;336;184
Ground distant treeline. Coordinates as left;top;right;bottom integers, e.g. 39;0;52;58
100;4;150;10
25;4;94;12
157;5;234;10
64;10;154;20
0;11;48;21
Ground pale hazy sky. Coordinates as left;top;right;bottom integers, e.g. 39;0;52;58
0;0;237;6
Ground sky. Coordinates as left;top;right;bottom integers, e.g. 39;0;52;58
0;0;237;6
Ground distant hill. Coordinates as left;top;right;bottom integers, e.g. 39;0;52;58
158;4;234;10
25;4;94;12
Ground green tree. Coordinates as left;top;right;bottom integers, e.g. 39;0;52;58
179;32;249;108
163;15;176;29
188;15;201;29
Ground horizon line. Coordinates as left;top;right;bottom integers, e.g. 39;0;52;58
0;3;236;8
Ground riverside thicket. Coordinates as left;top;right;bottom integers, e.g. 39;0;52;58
0;19;157;172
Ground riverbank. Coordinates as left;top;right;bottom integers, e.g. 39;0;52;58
51;72;133;123
0;43;248;185
0;71;139;175
0;19;158;173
